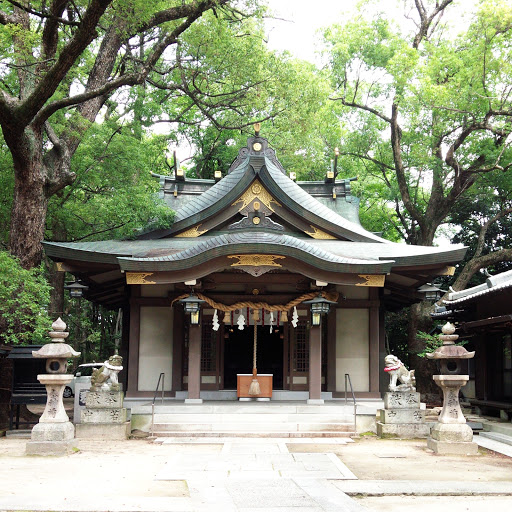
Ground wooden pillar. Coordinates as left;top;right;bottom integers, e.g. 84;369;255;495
308;323;323;403
126;286;141;397
186;323;202;403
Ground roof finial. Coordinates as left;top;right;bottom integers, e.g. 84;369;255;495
253;122;261;136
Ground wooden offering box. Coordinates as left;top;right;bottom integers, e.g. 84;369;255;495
237;374;273;398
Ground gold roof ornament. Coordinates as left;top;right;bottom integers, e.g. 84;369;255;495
254;122;261;136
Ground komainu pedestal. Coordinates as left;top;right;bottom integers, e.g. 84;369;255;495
377;392;430;438
75;390;130;439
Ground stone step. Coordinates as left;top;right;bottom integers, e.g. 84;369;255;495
479;431;512;447
483;422;512;437
152;413;355;423
133;404;357;415
151;430;355;438
5;429;32;439
152;422;354;433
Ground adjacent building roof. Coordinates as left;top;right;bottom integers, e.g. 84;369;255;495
444;269;512;306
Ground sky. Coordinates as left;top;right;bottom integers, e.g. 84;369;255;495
263;0;473;63
263;0;401;62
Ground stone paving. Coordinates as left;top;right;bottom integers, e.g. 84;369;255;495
156;439;357;481
1;433;512;511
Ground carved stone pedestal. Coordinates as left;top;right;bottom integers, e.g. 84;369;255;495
26;375;78;456
377;392;430;439
75;390;130;439
427;375;478;455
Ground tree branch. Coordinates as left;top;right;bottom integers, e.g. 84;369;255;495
3;0;79;26
15;0;112;127
0;9;17;24
412;0;454;48
450;247;512;292
330;97;392;124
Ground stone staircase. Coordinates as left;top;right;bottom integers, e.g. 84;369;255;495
479;421;512;446
130;402;358;438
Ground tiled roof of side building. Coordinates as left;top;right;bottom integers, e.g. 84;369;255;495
445;269;512;305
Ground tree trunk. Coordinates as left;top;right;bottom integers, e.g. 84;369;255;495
408;302;440;401
47;260;65;318
7;128;48;269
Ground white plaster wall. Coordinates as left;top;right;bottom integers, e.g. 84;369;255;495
335;308;369;392
138;307;173;391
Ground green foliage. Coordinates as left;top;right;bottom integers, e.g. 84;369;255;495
415;330;467;358
46;123;174;243
384;309;410;364
323;0;512;246
64;300;120;366
0;252;52;345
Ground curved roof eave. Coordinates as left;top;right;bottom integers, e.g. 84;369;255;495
259;157;389;244
117;231;395;274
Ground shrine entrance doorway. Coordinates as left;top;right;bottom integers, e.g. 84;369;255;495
223;326;284;390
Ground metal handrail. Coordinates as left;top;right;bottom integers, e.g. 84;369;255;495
344;373;357;434
150;372;165;438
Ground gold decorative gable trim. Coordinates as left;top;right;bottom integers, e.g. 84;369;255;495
356;274;385;287
228;254;285;267
437;266;456;276
232;180;281;212
305;225;336;240
126;272;156;284
176;224;208;237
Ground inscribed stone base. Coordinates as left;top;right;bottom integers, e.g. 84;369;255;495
75;421;131;440
85;390;123;409
30;421;75;442
427;437;479;455
377;421;431;439
26;439;78;456
430;422;474;442
383;392;421;409
379;409;425;424
81;407;127;424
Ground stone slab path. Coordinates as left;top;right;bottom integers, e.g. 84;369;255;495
156;439;357;481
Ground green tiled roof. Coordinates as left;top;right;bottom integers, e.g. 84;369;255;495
117;231;394;273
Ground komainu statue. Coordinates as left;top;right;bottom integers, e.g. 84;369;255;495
384;355;416;392
90;355;123;392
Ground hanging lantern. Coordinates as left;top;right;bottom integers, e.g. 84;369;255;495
303;294;337;326
418;283;444;301
64;280;88;298
179;294;205;325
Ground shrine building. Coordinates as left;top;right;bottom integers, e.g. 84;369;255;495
43;131;466;404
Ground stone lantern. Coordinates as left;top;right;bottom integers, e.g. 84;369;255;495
26;318;80;456
426;322;477;455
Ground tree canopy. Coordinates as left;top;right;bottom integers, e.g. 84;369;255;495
0;251;51;344
0;0;279;268
324;0;512;255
